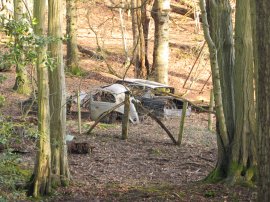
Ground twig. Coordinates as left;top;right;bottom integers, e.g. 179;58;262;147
182;41;206;88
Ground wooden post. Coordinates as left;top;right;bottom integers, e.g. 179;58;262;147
122;91;130;140
77;90;82;134
208;89;214;131
177;101;188;146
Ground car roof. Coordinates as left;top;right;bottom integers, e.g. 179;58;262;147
118;78;174;89
100;84;130;95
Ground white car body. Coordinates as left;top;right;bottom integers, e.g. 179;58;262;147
89;84;140;124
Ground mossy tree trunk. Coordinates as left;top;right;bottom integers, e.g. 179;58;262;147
28;0;51;197
48;0;70;187
228;0;256;184
66;0;79;72
202;0;257;184
255;1;270;200
151;0;170;84
13;0;31;95
206;0;235;141
200;0;230;181
131;0;147;78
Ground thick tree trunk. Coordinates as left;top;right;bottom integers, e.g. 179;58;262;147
255;1;270;200
28;0;51;197
206;0;235;141
151;0;170;84
200;0;230;181
66;0;79;72
203;0;257;184
228;0;256;184
48;0;70;186
13;0;31;95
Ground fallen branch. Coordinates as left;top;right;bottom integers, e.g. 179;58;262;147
171;4;201;22
77;45;104;60
133;101;177;145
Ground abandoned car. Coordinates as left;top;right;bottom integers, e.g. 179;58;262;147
88;83;140;124
21;84;140;124
116;78;191;117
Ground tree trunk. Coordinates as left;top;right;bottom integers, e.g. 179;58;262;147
141;0;152;74
48;0;70;187
206;0;235;141
28;0;51;197
13;0;31;95
66;0;79;72
131;0;147;79
228;0;256;184
203;0;257;184
151;0;170;84
255;1;270;200
200;0;230;181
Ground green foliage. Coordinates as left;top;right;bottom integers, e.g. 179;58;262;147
0;15;62;75
0;118;38;147
0;153;31;201
204;190;216;198
0;95;5;108
66;66;87;77
0;74;6;83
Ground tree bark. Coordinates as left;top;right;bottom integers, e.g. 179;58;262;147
255;0;270;200
48;0;70;187
13;0;31;95
28;0;51;197
131;0;147;78
206;0;235;141
151;0;170;84
228;0;256;184
66;0;79;72
200;0;230;181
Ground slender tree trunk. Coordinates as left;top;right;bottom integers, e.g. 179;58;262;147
151;0;170;84
255;1;270;200
13;0;31;95
66;0;79;72
28;0;51;196
131;0;147;78
228;0;256;184
141;0;152;74
48;0;70;186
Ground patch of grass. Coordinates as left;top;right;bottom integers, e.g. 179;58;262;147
97;123;118;130
0;95;5;108
204;190;216;198
66;66;87;77
147;148;164;156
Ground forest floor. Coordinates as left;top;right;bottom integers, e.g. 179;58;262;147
0;0;256;201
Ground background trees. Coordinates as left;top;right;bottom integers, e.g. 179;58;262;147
66;0;79;73
151;0;170;84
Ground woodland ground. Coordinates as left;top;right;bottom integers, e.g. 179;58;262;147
0;0;256;201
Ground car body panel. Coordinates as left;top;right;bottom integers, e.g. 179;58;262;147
89;84;140;124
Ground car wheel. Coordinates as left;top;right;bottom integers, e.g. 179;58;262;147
164;100;177;110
